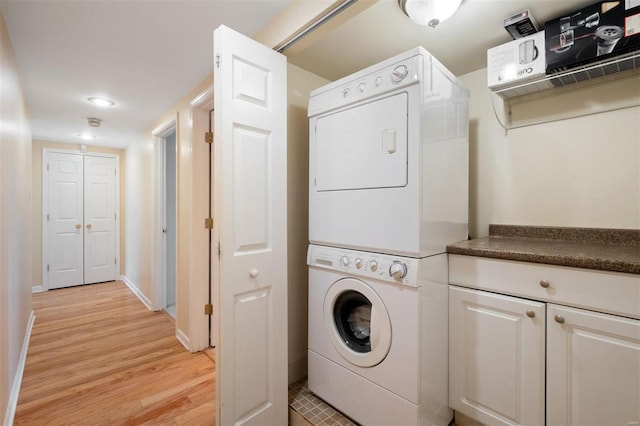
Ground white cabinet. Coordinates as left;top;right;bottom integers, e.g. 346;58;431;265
546;304;640;426
449;286;545;426
449;255;640;426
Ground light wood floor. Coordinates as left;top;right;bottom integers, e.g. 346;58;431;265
14;281;216;425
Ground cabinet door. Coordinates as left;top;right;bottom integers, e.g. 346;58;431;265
547;304;640;426
449;286;545;426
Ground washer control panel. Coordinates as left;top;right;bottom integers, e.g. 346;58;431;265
307;245;420;286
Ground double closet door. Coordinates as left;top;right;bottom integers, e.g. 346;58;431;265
45;151;118;290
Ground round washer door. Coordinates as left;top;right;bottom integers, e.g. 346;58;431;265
324;278;392;367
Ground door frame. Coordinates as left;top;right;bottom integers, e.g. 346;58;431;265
188;86;214;351
41;147;121;291
151;117;178;312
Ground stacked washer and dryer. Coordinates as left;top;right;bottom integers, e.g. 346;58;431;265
307;47;469;426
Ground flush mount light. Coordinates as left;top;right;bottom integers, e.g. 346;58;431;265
398;0;463;28
77;133;96;140
87;96;115;107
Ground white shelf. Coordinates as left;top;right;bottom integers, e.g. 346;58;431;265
490;51;640;129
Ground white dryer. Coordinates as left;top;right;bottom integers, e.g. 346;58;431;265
308;47;469;257
307;244;452;426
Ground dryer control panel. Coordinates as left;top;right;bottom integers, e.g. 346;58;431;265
307;244;420;287
308;54;422;117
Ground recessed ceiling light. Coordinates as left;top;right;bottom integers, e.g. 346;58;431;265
87;96;115;107
77;133;96;140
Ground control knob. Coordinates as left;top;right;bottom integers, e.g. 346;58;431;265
389;261;408;279
391;65;409;82
340;256;350;267
369;260;378;272
355;258;363;269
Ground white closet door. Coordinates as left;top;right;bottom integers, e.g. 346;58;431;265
213;25;288;426
48;152;84;289
84;155;117;284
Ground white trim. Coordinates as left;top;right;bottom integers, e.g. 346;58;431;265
42;148;121;291
151;116;178;312
120;275;153;311
32;285;44;294
190;85;213;109
4;310;35;426
188;86;214;352
176;328;191;352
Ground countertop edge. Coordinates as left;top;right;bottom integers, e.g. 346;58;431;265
446;245;640;275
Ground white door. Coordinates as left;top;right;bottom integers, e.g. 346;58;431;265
46;151;118;289
48;152;84;289
84;155;117;284
213;25;287;426
449;286;545;426
547;304;640;426
314;92;409;191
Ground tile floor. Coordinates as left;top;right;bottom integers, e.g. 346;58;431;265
288;380;358;426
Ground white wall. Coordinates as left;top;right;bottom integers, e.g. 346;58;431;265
123;136;155;303
0;8;33;424
286;63;329;383
460;68;640;238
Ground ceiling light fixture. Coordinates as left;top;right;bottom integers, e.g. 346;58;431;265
87;96;115;107
77;133;96;140
398;0;463;28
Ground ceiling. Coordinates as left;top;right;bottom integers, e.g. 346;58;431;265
286;0;592;81
1;0;592;149
0;0;291;149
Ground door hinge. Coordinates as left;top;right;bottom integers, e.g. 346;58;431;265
47;264;50;272
215;53;221;69
204;304;213;315
47;213;50;222
114;213;117;220
204;218;213;229
47;163;49;171
205;132;213;144
114;169;117;175
217;241;221;256
114;258;117;265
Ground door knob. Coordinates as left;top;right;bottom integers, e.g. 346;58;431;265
250;269;259;278
86;224;92;229
75;224;81;229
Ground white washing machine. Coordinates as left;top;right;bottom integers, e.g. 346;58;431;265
308;47;469;257
307;244;452;426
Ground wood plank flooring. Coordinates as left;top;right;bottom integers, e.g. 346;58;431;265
14;281;215;425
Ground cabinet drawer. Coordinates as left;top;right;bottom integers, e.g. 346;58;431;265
449;254;640;319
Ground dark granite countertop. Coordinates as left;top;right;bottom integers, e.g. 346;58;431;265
447;225;640;274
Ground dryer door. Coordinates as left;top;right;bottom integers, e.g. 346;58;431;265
314;92;408;192
324;278;392;367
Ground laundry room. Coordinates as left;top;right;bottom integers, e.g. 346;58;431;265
1;0;638;425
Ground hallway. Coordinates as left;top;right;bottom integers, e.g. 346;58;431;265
14;281;216;425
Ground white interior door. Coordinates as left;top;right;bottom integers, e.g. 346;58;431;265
45;151;118;289
47;152;84;289
213;25;287;426
84;155;117;284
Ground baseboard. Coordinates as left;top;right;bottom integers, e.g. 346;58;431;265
176;328;191;352
3;310;35;426
120;275;153;311
31;285;44;293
